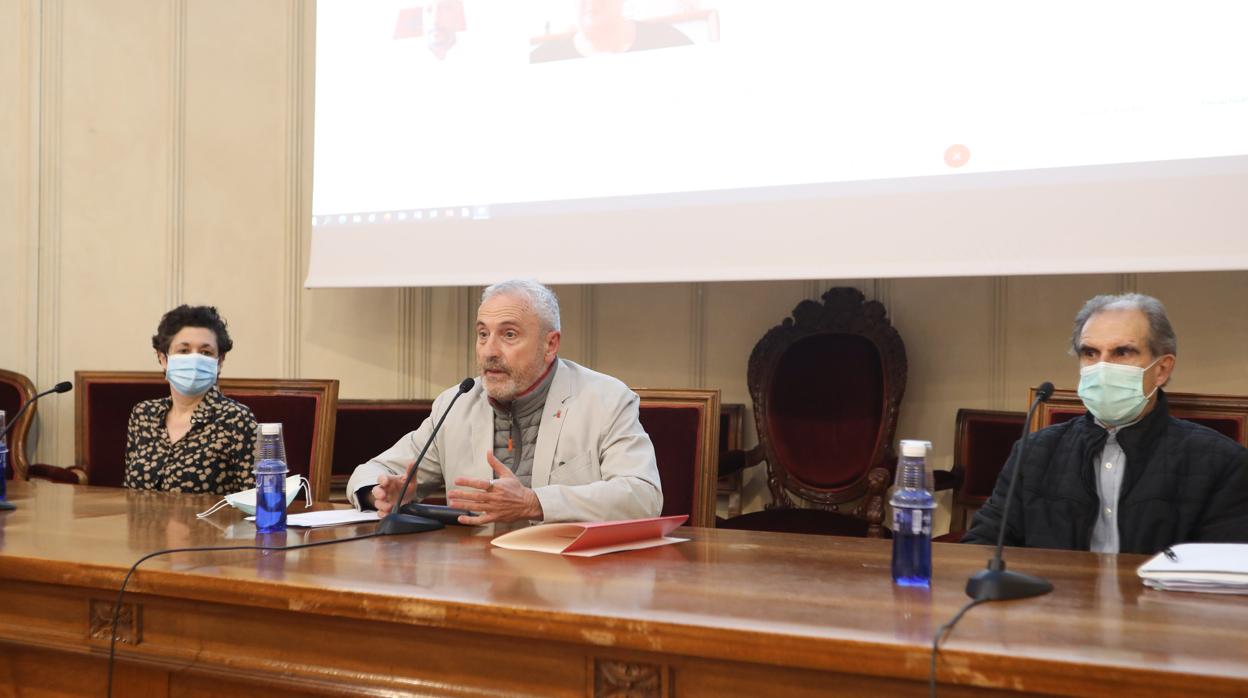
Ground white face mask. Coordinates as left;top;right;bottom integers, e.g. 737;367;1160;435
196;475;312;519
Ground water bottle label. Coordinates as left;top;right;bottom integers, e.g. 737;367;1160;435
893;508;932;536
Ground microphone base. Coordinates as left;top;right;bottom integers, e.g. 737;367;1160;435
966;567;1053;601
0;500;15;511
376;512;444;536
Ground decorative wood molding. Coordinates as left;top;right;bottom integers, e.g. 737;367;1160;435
165;0;187;310
462;286;479;381
398;288;418;399
990;277;1008;409
36;0;64;464
420;287;433;396
281;0;309;379
593;658;662;698
689;283;706;388
871;278;893;310
89;599;141;645
580;284;596;367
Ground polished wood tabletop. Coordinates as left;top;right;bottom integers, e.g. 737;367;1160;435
0;479;1245;697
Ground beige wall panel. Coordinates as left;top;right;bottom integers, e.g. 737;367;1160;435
548;284;587;365
889;277;995;469
1003;274;1119;405
181;0;291;378
888;277;995;533
1137;271;1248;395
593;283;694;389
702;280;808;511
300;288;402;396
0;0;35;375
52;0;174;463
425;286;472;394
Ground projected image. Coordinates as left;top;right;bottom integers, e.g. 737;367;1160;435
393;0;468;61
529;0;718;64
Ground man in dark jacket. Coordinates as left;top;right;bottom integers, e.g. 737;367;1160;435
963;293;1248;554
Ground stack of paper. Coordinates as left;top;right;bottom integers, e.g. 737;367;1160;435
1137;543;1248;594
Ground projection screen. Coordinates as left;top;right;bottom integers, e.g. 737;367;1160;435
307;0;1248;287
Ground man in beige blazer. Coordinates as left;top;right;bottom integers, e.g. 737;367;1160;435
346;279;662;523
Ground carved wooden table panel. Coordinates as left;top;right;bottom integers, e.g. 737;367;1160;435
0;480;1246;697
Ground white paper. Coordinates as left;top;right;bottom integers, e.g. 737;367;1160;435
245;509;380;528
1137;543;1248;593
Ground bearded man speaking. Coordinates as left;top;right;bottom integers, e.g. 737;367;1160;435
347;279;662;524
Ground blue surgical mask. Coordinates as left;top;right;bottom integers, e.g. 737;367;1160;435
166;353;219;396
1077;357;1163;426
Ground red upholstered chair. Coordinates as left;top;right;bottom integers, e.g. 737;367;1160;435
0;369;38;480
718;288;909;538
946;409;1026;535
330;399;434;501
37;371;339;501
635;388;721;527
1033;388;1248;445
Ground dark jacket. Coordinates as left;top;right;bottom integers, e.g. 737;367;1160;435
962;391;1248;554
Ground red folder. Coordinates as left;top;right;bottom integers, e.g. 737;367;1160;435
490;515;688;557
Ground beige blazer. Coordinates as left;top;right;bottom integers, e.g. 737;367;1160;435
346;359;662;522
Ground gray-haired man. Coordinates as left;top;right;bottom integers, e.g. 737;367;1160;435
963;293;1248;553
347;279;663;524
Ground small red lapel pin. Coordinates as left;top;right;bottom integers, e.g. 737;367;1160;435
554;410;562;419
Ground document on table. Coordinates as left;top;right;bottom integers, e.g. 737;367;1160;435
1137;543;1248;594
245;509;380;527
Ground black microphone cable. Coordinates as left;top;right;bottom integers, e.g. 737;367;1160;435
105;531;382;698
928;596;986;697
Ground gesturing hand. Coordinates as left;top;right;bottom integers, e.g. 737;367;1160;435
447;451;543;525
371;465;416;517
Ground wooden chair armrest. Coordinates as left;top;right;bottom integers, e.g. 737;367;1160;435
27;464;89;485
717;444;764;479
933;465;963;492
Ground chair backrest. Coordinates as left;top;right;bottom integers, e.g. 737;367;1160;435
74;371;339;500
331;399;434;498
635;388;720;528
719;403;745;455
748;287;907;509
1031;388;1248;446
0;369;38;479
951;408;1025;530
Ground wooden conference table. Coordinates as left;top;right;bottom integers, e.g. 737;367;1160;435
0;480;1245;697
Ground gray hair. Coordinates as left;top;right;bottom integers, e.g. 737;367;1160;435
480;279;561;333
1070;293;1177;357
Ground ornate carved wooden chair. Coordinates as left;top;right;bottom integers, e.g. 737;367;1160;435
718;288;907;537
0;369;38;480
1033;388;1248;445
34;371;339;501
330;399;434;502
636;388;721;528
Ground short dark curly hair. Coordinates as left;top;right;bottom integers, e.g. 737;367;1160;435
151;305;234;356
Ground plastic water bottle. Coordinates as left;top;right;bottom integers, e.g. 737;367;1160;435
253;423;288;533
891;439;935;587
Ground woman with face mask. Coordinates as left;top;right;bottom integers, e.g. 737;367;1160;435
123;305;258;494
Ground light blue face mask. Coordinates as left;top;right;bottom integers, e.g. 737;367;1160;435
196;475;312;518
1077;357;1163;426
166;353;218;396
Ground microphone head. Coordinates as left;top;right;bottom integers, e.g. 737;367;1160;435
1036;381;1055;401
458;377;476;394
53;381;73;394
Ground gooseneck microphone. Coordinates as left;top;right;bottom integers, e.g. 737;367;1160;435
0;381;73;441
965;381;1056;601
376;377;476;536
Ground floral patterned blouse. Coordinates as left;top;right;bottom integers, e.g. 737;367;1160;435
123;387;257;494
